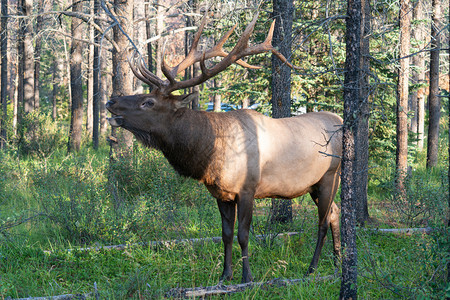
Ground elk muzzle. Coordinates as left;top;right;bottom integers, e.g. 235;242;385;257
106;100;124;127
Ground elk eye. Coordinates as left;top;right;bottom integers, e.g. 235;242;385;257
141;100;154;108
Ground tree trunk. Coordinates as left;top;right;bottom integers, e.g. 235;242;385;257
34;0;44;110
0;0;7;149
100;54;110;135
86;0;95;138
426;0;442;168
110;0;134;159
270;0;294;224
447;0;450;284
92;0;100;149
67;0;84;152
146;2;154;89
396;0;411;198
340;0;361;297
51;57;62;120
21;0;34;114
355;0;370;226
133;0;145;94
213;78;221;112
411;0;426;150
155;0;163;79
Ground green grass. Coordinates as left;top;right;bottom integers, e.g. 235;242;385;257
0;140;449;299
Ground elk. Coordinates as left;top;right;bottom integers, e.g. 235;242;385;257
106;12;342;283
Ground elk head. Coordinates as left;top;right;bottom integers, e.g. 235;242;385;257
106;11;298;144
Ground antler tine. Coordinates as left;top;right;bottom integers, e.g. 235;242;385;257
202;24;261;70
161;12;209;84
128;49;166;89
128;50;164;89
243;20;301;70
137;56;166;87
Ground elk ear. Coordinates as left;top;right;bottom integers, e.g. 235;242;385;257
174;92;198;109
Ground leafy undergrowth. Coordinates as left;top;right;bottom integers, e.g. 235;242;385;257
0;144;449;299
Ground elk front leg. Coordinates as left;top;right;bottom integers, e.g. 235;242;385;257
237;191;254;283
217;199;236;281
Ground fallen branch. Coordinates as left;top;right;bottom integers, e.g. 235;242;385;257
166;274;338;298
363;227;433;234
44;232;301;254
11;293;91;300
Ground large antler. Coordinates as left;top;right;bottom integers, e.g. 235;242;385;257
130;11;299;95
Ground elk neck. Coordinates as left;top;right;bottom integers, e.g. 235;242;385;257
152;108;221;181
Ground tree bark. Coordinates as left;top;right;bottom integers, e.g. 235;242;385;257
51;57;63;120
86;0;95;138
92;0;100;149
21;0;34;114
34;0;45;110
270;0;294;224
340;0;361;297
396;0;411;198
426;0;442;168
110;0;134;159
100;53;110;135
68;0;84;152
213;78;221;112
411;0;426;150
355;0;370;225
0;0;7;149
146;2;154;89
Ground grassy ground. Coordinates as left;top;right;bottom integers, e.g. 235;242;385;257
0;142;449;299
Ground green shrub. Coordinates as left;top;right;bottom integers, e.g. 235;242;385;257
380;168;448;227
17;111;67;158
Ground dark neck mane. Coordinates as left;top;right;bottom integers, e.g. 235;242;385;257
130;109;224;180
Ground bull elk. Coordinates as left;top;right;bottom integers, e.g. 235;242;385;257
106;12;342;283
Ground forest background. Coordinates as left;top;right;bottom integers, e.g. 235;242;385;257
0;0;449;298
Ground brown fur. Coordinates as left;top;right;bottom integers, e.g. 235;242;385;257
106;91;343;283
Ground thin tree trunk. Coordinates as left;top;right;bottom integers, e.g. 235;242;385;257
51;58;62;120
396;0;411;197
99;54;110;135
270;0;294;224
340;0;361;297
68;0;84;152
92;0;100;149
426;0;442;168
155;0;163;79
133;0;145;94
0;0;7;149
447;0;450;283
21;0;34;114
213;78;221;112
86;0;95;138
355;0;370;225
411;0;426;149
146;2;153;88
34;0;44;110
110;0;134;159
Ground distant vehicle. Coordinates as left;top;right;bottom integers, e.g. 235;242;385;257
205;102;237;112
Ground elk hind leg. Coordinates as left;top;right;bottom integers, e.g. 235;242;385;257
237;191;254;283
217;199;237;281
307;172;340;275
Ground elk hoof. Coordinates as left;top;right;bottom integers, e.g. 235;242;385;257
241;273;253;283
220;270;233;282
